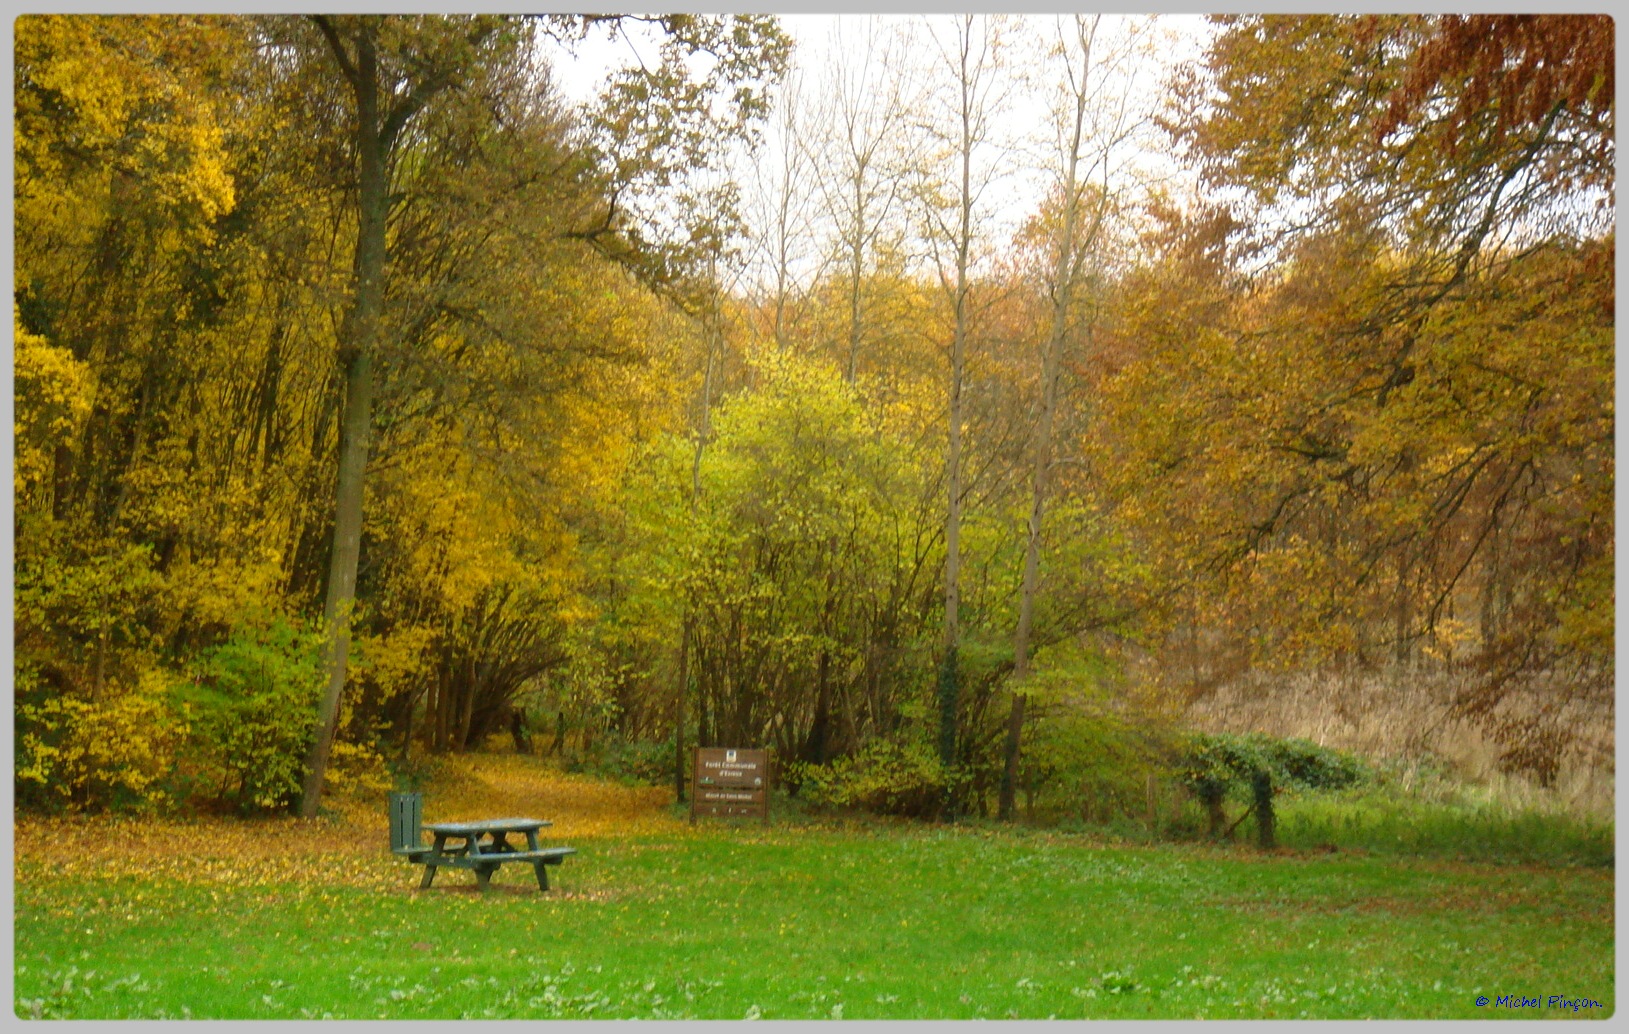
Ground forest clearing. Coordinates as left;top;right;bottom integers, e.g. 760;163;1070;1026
11;11;1614;1022
12;751;1614;1020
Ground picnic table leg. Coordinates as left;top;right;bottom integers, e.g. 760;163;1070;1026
420;832;448;890
475;863;495;893
532;859;550;892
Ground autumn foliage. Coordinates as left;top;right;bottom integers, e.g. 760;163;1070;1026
12;14;1612;818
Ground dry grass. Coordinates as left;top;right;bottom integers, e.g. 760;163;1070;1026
1184;666;1614;817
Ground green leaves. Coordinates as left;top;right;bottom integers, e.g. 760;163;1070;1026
1177;732;1367;801
789;737;961;817
172;615;326;812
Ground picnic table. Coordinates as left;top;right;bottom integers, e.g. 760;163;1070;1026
413;817;575;892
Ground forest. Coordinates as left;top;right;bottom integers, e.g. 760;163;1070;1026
13;13;1613;823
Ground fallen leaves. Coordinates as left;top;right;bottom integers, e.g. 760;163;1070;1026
13;752;685;892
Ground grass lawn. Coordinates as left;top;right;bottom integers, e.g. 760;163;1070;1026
12;755;1614;1020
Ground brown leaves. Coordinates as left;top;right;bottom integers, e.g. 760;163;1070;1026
13;752;686;892
1378;15;1614;163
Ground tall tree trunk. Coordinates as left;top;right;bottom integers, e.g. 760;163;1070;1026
399;687;416;759
937;16;978;813
675;616;692;801
458;654;478;750
509;707;533;754
846;177;866;384
676;268;721;790
1000;14;1100;822
300;23;387;817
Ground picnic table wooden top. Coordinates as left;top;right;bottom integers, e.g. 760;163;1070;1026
422;818;551;836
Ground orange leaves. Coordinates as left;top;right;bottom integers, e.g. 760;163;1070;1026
13;752;685;895
417;752;684;840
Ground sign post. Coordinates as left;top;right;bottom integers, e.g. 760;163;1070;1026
690;747;770;825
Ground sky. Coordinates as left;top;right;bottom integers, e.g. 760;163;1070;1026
542;14;1216;293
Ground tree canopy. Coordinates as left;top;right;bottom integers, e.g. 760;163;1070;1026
13;13;1610;815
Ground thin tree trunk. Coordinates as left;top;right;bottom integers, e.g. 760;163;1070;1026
675;616;691;801
300;24;387;817
773;148;796;352
937;17;977;809
510;708;533;754
676;269;720;791
458;654;477;750
846;178;865;384
401;691;418;759
999;14;1099;822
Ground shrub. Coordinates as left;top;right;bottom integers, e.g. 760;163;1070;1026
170;616;324;813
1020;704;1176;824
569;735;677;787
1177;732;1367;797
16;666;187;813
1175;732;1368;839
788;738;964;818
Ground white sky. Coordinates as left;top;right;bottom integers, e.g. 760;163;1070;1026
541;14;1216;293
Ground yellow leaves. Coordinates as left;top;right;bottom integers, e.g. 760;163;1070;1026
325;741;395;799
1421;618;1479;664
420;753;681;839
163;550;288;631
13;752;680;894
16;668;188;809
13;308;96;497
352;624;436;700
15;15;238;229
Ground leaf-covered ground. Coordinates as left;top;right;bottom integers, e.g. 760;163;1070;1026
12;753;1615;1020
14;753;680;893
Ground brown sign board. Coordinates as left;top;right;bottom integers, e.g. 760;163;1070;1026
695;747;768;787
691;748;770;823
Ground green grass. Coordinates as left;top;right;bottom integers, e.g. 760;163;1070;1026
13;823;1614;1020
1272;789;1614;867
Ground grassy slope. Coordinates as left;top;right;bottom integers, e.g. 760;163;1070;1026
12;754;1615;1020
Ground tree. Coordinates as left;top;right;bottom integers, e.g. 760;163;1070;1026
999;15;1107;821
297;14;521;817
1099;13;1613;780
619;351;932;762
295;14;791;813
809;18;925;384
918;14;1012;809
743;66;820;353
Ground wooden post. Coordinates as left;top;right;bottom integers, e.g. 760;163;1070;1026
1253;768;1276;850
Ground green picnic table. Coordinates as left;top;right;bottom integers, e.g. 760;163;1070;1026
390;795;575;893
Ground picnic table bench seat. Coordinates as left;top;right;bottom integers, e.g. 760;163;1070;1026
415;839;576;892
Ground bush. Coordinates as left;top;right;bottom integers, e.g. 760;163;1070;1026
170;616;324;813
788;738;963;818
569;735;677;787
16;666;187;813
1020;704;1176;825
1177;732;1367;799
1175;732;1368;840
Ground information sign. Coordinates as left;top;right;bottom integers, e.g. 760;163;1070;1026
691;747;770;823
